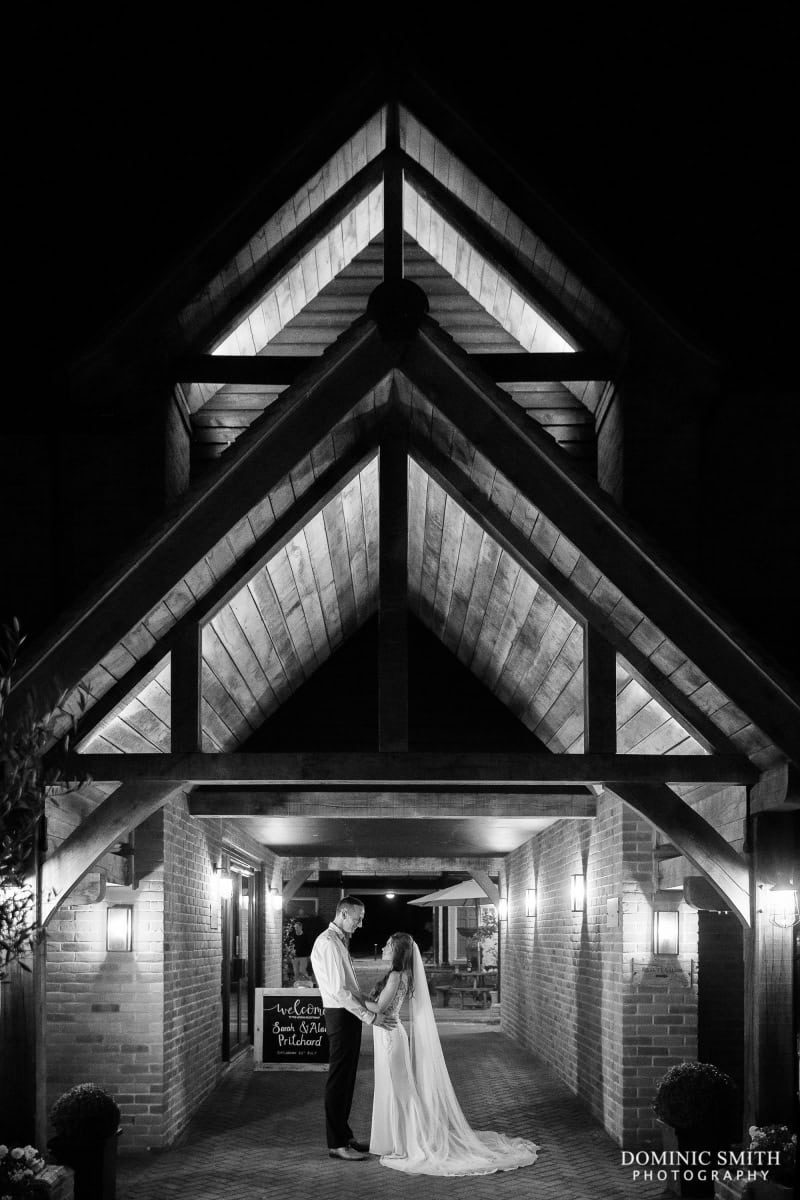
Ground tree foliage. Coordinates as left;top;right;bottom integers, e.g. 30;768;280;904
0;619;85;974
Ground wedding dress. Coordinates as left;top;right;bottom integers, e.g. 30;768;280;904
370;942;539;1176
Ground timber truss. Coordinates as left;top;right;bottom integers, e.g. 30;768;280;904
18;98;800;929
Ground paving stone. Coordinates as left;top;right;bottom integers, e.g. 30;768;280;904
117;1024;671;1200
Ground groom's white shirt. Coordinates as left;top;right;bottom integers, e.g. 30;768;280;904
311;923;376;1024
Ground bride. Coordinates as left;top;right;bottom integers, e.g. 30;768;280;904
365;932;539;1176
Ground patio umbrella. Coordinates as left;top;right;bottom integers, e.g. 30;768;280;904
409;880;495;968
408;880;493;906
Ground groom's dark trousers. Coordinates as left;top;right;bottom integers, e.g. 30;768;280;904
323;1007;362;1148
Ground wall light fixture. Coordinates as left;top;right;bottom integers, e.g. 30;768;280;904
570;874;585;912
106;905;133;952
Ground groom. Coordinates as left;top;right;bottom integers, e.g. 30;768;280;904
311;895;396;1160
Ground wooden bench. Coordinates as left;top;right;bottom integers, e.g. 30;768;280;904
450;986;493;1009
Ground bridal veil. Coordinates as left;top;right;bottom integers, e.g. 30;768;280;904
379;941;539;1175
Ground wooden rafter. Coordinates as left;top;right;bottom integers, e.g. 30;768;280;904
12;317;396;717
611;782;750;925
72;752;756;786
584;626;616;753
402;322;800;765
184;152;386;363
408;435;733;755
41;783;183;924
175;350;609;386
378;406;409;749
401;152;597;355
383;101;404;283
71;438;380;745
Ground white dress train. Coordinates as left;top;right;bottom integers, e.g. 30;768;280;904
370;949;539;1176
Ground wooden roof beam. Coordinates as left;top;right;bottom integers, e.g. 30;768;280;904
11;318;396;716
41;783;182;924
188;789;597;819
611;782;750;925
378;406;409;749
175;350;609;386
179;152;386;362
409;435;734;756
401;152;605;356
73;751;756;786
70;437;380;745
402;323;800;765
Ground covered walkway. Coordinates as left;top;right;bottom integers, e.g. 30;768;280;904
116;1024;669;1200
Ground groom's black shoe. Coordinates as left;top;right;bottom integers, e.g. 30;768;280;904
329;1146;369;1160
347;1139;370;1153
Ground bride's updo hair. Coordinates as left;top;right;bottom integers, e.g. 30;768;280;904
371;932;416;1000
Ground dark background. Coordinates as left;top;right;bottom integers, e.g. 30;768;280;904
5;10;799;682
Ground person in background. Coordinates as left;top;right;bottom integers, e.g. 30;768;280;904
292;919;311;984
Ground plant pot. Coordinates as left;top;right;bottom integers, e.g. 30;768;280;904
745;1181;795;1200
48;1129;121;1200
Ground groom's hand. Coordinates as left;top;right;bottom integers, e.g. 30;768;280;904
373;1012;397;1029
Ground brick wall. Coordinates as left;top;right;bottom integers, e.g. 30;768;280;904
503;791;699;1148
46;795;283;1151
46;811;166;1150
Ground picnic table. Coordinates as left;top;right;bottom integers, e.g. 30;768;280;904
431;970;497;1009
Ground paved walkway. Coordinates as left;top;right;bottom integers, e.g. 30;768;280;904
117;1023;671;1200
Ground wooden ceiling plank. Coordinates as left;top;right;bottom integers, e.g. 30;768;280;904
285;532;334;666
13;320;394;718
402;155;594;355
229;584;292;706
542;669;586;751
73;751;757;786
201;641;260;739
408;414;772;761
526;621;583;729
403;325;800;764
303;511;345;654
439;510;485;656
509;605;575;719
322;492;360;640
494;588;558;711
69;437;379;746
430;493;466;640
465;547;517;682
180;152;386;366
209;606;277;719
268;548;322;676
340;471;372;624
482;570;540;693
416;471;448;629
406;456;428;617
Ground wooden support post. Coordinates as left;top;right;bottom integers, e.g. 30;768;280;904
378;415;409;750
171;623;202;753
583;626;617;752
743;812;798;1128
383;102;404;283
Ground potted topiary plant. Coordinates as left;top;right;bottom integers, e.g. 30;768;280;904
653;1061;738;1198
746;1125;796;1198
48;1083;121;1200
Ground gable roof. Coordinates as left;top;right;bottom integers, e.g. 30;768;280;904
17;83;799;926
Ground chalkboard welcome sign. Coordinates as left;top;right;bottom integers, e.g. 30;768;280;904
254;987;329;1071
